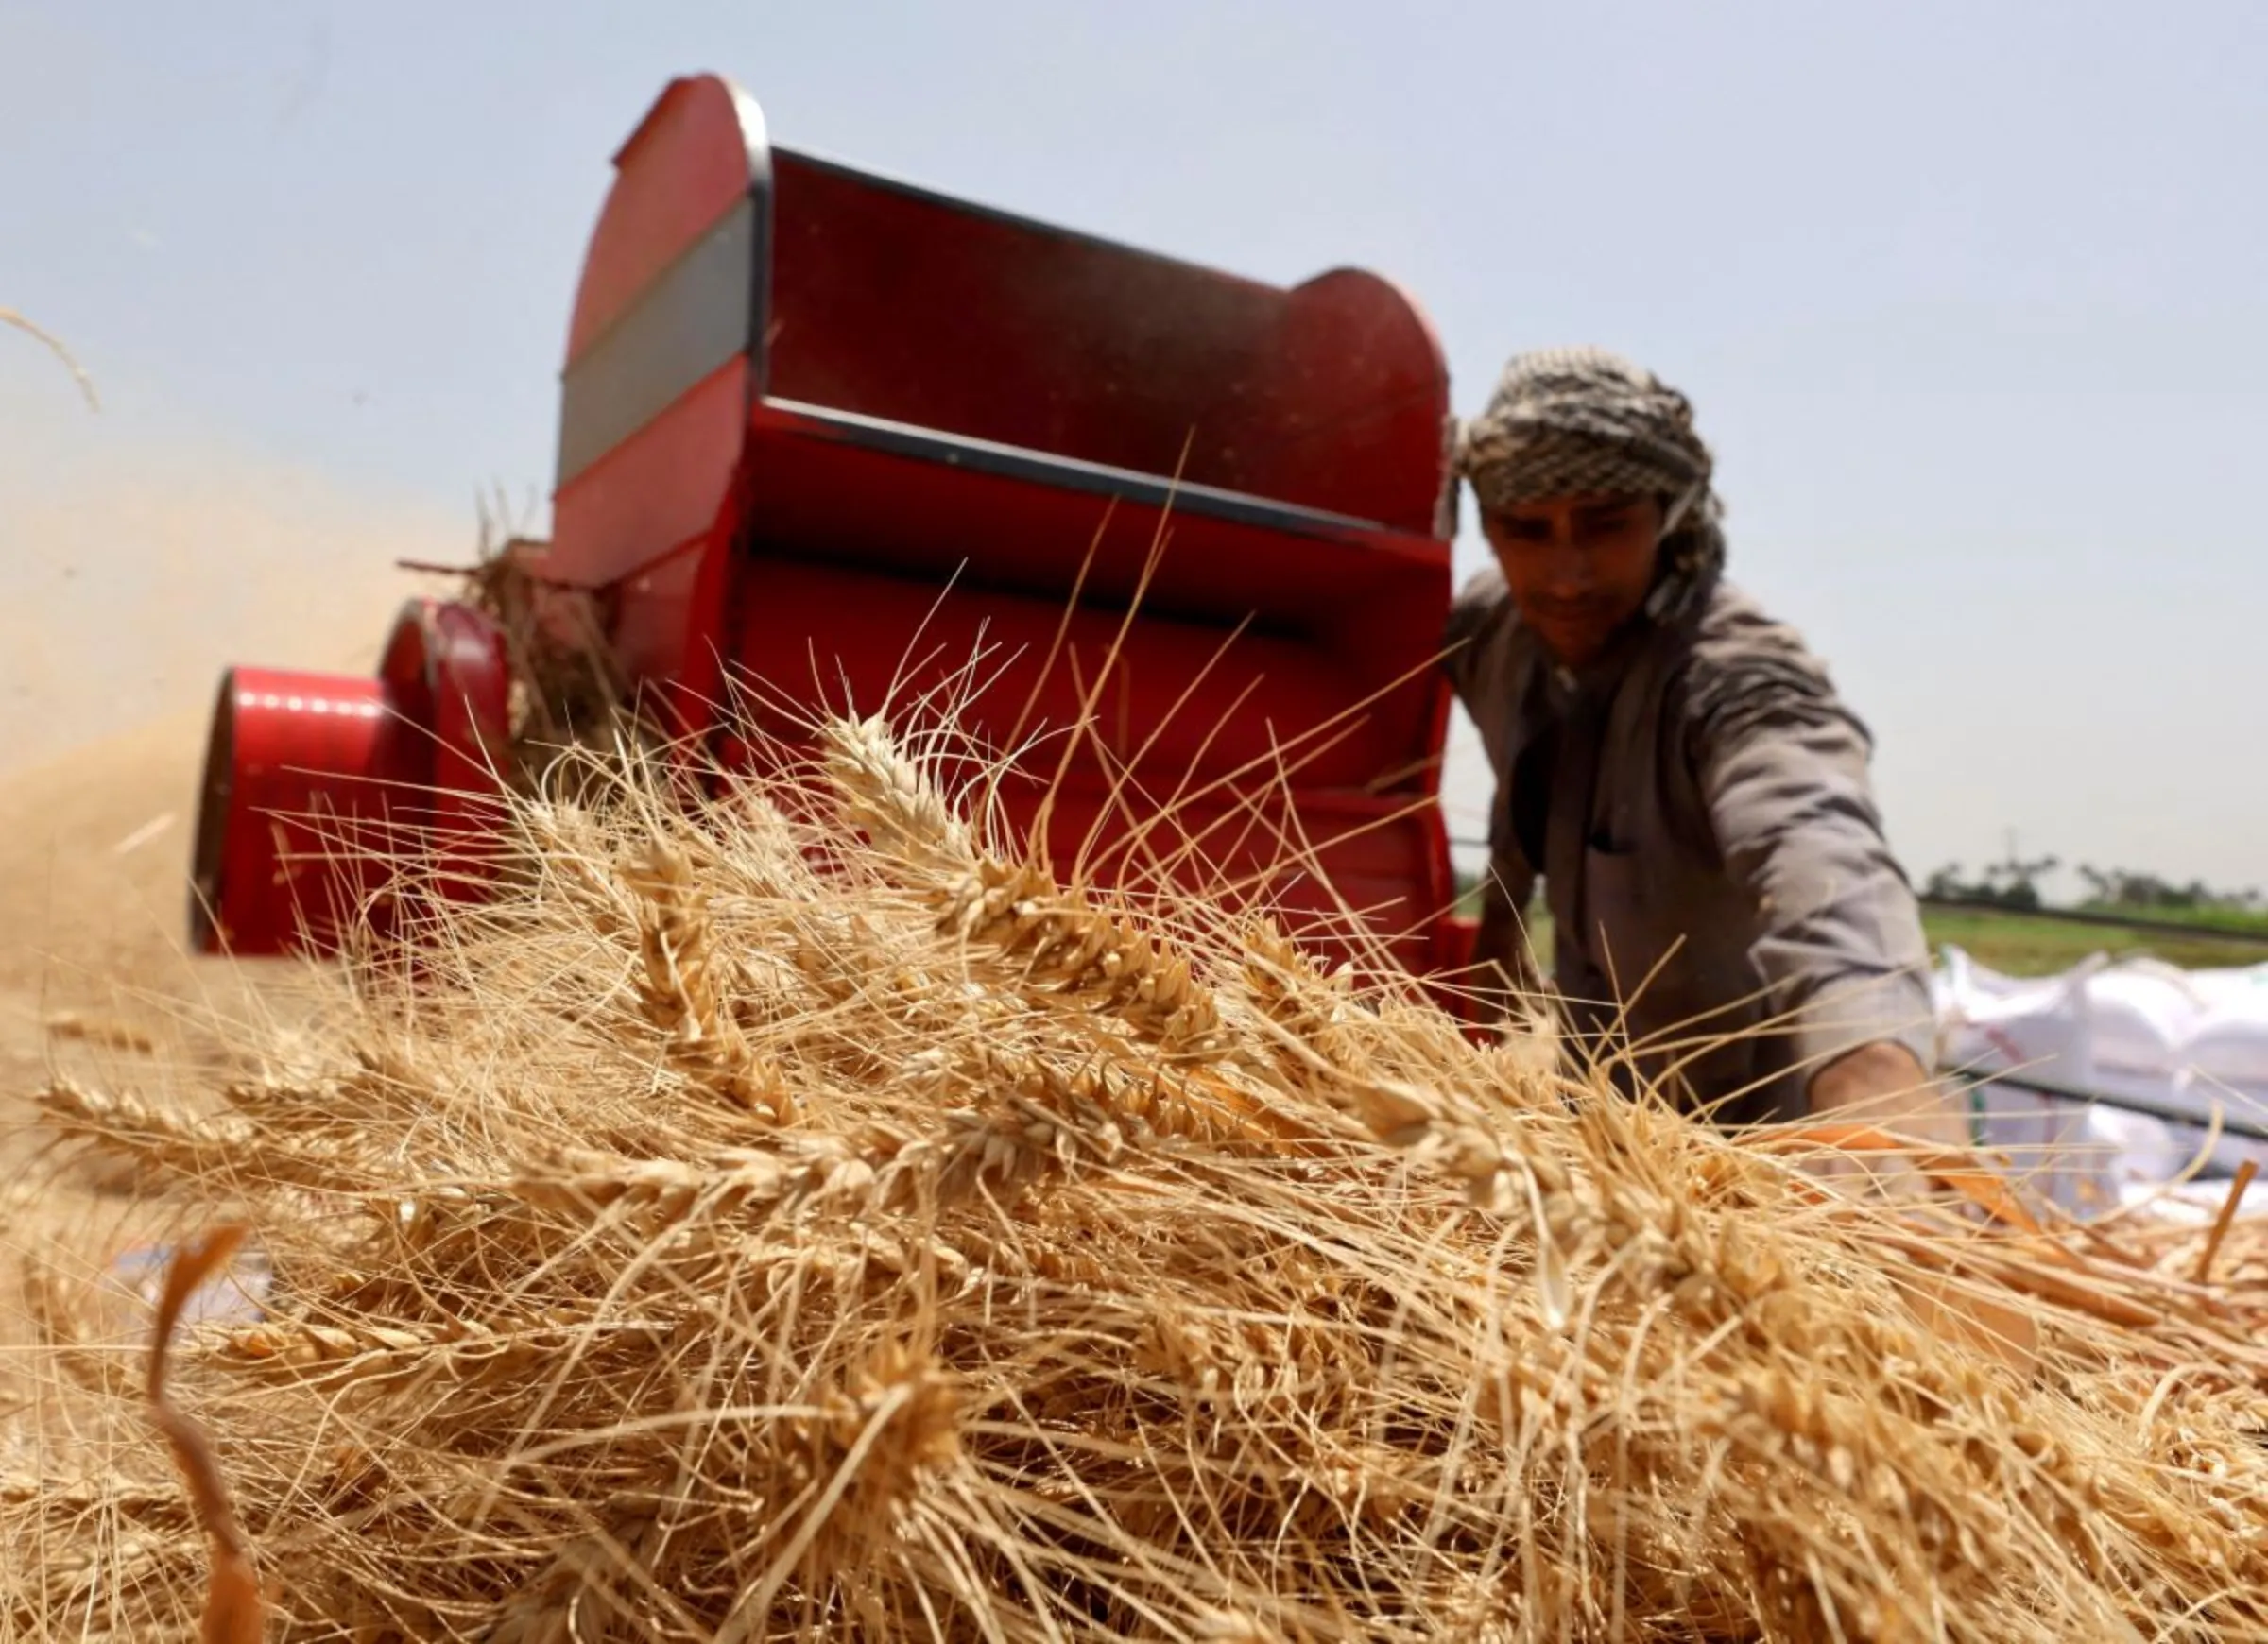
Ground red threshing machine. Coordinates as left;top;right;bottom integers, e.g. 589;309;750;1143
189;72;1479;994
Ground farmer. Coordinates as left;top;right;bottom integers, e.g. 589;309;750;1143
1445;347;1963;1145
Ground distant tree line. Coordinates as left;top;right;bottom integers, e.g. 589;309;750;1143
2073;866;2264;915
1922;851;2063;911
1922;850;2264;916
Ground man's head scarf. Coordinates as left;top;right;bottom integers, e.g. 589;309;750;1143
1456;347;1727;620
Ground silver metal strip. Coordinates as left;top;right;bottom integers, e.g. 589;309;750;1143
557;192;761;486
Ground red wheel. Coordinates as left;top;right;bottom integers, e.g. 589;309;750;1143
190;599;511;958
377;598;513;910
189;668;396;956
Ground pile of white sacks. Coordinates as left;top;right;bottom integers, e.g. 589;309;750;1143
1933;946;2268;1220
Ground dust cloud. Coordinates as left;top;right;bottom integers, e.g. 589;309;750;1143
0;391;471;1042
0;402;463;780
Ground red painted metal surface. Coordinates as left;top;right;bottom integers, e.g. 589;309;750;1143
190;667;397;956
716;557;1416;790
566;77;766;364
735;402;1446;624
764;159;1448;536
189;601;509;957
377;599;514;909
709;547;1463;970
192;70;1472;995
552;361;750;592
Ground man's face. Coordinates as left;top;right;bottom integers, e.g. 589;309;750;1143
1480;492;1663;668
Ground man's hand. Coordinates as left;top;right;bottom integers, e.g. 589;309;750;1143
1801;1040;1971;1200
1807;1039;1967;1147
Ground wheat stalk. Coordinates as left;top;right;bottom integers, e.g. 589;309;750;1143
8;701;2268;1641
1;305;98;410
619;839;795;1122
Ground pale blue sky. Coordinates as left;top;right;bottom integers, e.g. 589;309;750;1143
5;1;2265;894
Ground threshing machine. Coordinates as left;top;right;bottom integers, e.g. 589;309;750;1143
189;73;1476;989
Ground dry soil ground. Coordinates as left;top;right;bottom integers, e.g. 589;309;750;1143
0;581;418;1431
0;711;272;1424
1;711;219;1082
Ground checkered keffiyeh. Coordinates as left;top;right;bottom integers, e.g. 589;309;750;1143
1456;346;1727;615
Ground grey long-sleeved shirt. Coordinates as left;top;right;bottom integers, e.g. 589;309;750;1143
1443;566;1938;1127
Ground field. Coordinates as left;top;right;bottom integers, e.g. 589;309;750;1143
1469;897;2268;981
2069;901;2268;940
1921;906;2268;975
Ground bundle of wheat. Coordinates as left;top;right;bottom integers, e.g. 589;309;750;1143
8;709;2268;1643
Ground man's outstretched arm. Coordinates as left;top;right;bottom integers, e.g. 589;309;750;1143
1693;680;1965;1146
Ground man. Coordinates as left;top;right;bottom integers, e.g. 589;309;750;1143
1445;347;1960;1142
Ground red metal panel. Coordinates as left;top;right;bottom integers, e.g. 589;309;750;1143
552;71;763;593
376;600;513;908
189;667;400;956
764;153;1451;532
719;557;1403;792
725;408;1450;794
736;402;1447;630
1433;914;1481;981
607;534;713;707
766;153;1273;489
190;603;510;958
566;76;764;363
190;71;1471;997
550;357;747;591
1234;269;1454;538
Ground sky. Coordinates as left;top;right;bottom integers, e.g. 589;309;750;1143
5;0;2265;897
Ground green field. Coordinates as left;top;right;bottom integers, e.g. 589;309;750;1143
2069;901;2268;939
1461;896;2268;981
1919;908;2268;976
